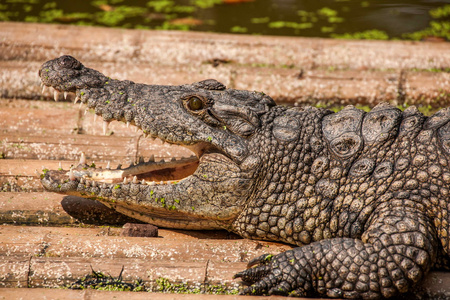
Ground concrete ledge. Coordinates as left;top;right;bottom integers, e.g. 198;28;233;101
0;223;449;299
1;22;449;107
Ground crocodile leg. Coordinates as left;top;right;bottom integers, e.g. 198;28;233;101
235;206;438;299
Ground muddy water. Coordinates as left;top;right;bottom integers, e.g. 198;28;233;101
2;0;448;39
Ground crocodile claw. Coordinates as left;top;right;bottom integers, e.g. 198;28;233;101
234;250;313;297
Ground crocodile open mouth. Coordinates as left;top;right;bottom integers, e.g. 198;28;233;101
39;83;208;187
69;152;200;185
38;55;251;229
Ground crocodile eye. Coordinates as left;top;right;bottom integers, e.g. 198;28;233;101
59;55;81;70
188;96;204;111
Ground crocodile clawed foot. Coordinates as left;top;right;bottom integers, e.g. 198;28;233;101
236;268;300;297
234;250;317;297
234;254;286;296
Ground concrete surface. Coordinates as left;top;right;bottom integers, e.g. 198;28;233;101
1;22;449;107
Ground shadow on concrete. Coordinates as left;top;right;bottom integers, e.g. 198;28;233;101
61;196;143;225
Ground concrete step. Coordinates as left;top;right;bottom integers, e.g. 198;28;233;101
1;22;449;107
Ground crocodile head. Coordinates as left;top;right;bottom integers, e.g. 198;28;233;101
39;55;276;230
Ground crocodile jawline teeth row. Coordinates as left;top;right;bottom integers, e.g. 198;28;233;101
59;151;198;186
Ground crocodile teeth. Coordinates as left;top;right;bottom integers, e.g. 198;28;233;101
92;181;97;187
80;177;85;184
148;155;155;162
132;176;138;184
149;181;155;186
59;162;62;170
64;91;68;99
85;180;91;187
54;90;60;101
103;121;109;136
106;161;111;169
126;121;130;128
79;153;86;165
123;177;128;184
69;168;76;181
42;85;47;94
141;179;146;184
74;96;80;104
102;183;107;189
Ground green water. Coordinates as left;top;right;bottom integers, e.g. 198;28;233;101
1;0;449;40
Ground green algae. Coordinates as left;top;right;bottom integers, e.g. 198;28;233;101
402;4;450;41
69;267;146;292
331;29;389;40
230;26;247;33
69;270;239;295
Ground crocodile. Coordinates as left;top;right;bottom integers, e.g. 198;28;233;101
39;55;450;299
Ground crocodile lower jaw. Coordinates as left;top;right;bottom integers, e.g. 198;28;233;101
66;152;200;186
